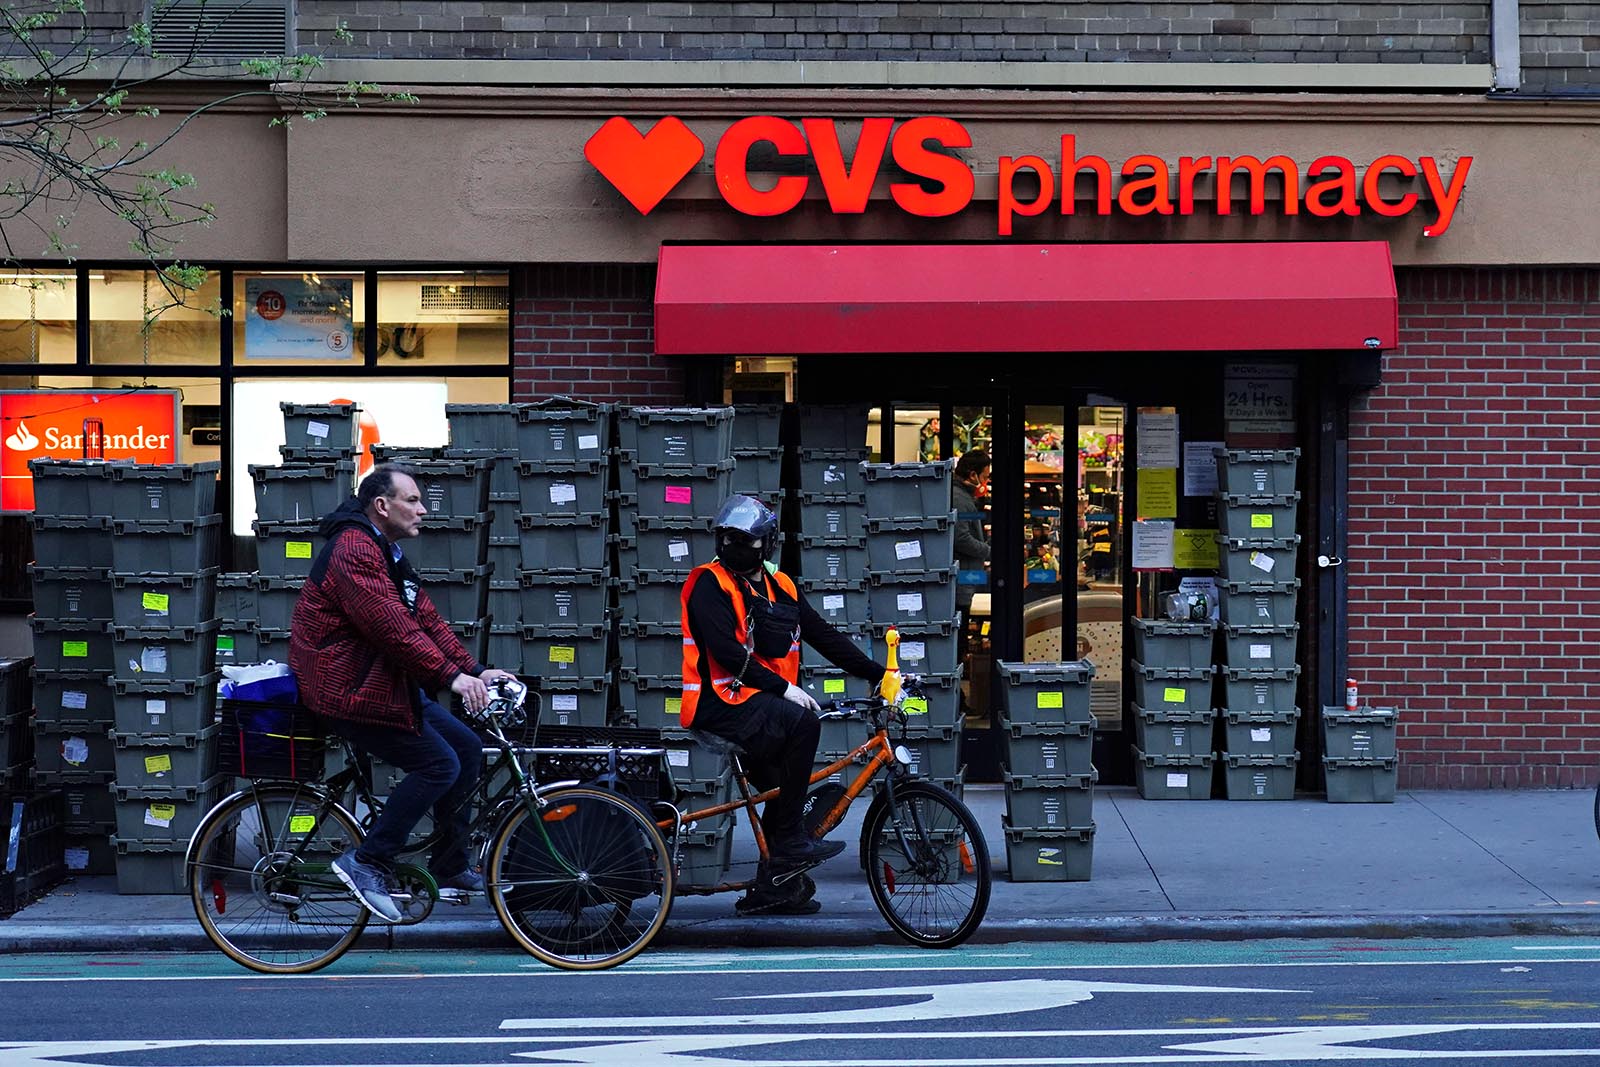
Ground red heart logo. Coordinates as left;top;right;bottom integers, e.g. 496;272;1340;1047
584;116;704;216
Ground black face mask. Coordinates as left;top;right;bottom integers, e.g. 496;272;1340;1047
718;540;763;575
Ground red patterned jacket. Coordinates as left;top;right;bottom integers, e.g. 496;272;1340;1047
289;501;482;732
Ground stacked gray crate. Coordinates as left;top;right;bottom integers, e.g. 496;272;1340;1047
0;659;32;792
446;404;523;670
1322;705;1399;801
255;403;359;588
517;399;614;726
793;406;870;672
1129;618;1218;799
249;454;357;664
1214;448;1302;800
996;660;1096;881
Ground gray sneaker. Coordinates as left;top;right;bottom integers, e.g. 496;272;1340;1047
332;851;404;922
436;867;485;901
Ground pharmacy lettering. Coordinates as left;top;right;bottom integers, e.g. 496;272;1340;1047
585;116;1473;237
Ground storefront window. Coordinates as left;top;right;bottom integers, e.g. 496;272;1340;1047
951;404;993;724
377;271;508;365
234;271;364;365
0;270;77;364
1078;404;1126;726
90;269;221;364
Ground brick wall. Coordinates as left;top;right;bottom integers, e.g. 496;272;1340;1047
1348;267;1600;790
512;264;686;405
1520;0;1600;92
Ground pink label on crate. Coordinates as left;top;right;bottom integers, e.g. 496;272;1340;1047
664;485;692;504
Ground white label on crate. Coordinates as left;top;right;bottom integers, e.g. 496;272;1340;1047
61;736;89;766
668;748;689;768
141;646;168;673
897;592;924;612
1172;728;1188;746
550;483;577;505
64;847;89;871
895;540;923;560
822;594;845;612
1249;643;1272;660
1251;727;1273;743
1249;550;1276;574
61;689;88;710
578;434;599;451
144;804;173;829
1166;772;1190;788
824;465;845;486
146;699;167;726
668;540;690;561
552;694;578;712
307;420;330;441
901;640;926;663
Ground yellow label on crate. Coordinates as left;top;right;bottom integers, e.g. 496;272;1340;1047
62;640;88;658
145;753;172;774
142;592;170;612
1162;687;1187;703
286;541;312;559
664;697;681;715
824;678;845;694
549;646;575;663
149;803;176;821
903;696;928;716
1036;691;1064;709
289;815;316;834
1251;513;1274;529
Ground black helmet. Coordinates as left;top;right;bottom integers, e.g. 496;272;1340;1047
713;494;779;563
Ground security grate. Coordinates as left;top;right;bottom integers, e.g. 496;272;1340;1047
149;0;291;59
421;284;510;312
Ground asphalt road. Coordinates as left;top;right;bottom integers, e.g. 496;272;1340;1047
4;938;1600;1065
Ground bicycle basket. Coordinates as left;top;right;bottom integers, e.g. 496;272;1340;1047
527;725;669;803
216;698;327;781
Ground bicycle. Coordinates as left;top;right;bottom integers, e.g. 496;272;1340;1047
185;678;675;974
656;675;993;948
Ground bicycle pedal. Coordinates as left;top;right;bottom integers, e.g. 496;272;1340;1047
437;889;474;904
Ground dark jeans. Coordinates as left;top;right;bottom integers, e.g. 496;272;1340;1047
691;691;819;852
329;695;482;877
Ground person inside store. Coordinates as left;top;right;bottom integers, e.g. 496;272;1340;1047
288;462;517;923
952;449;992;667
680;494;893;916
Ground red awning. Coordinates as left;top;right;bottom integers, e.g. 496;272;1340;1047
654;242;1396;355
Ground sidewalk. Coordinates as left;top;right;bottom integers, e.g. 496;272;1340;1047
4;785;1599;952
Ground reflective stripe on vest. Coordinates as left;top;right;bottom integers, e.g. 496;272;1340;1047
678;560;801;728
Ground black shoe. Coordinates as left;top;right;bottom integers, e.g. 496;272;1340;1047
736;885;823;916
769;836;846;880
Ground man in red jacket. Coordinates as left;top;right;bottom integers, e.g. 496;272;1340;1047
289;463;515;922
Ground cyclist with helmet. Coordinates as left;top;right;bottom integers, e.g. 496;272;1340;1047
679;494;890;915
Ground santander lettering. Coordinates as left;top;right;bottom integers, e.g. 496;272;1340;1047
586;115;1473;237
40;424;173;451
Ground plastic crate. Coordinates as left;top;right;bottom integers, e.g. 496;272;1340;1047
215;625;292;668
861;461;955;520
1133;705;1215;757
1003;770;1096;830
0;792;66;917
250;461;354;524
1323;756;1398;803
800;665;874;704
617;621;683;679
34;722;114;778
731;448;784;496
800;580;871;628
672;818;736;888
26;458;119;517
518;459;608;518
488;579;519;626
1002;720;1093;777
1130;618;1216;669
1215;447;1300;496
1221;751;1297;800
63;832;117;876
517;513;607;571
109;570;218;629
796;404;870;450
487;535;522;578
1219;493;1301;540
280;402;359;450
1217;535;1301;582
614;569;687;627
416;565;492;625
865;569;958;625
1132;747;1215;799
32;671;113;728
997;660;1095;725
110;674;219;735
521;722;665;801
514;398;612;464
214;572;260;622
30;618;114;674
899;729;963;780
28;565;114;623
1001;818;1094;882
617;406;735;465
796;449;867;497
518;569;610;628
1127;661;1215;713
216;699;325;780
868;619;954;674
899;672;963;729
112;838;189;895
489;491;521;536
1321;706;1399;760
614;463;735;523
1218;579;1301;626
797;494;867;539
864;524;956;575
1221;709;1300;758
401;512;492;572
1221;623;1299;669
29;515;113;569
110;726;219;791
797;535;868;583
1221;665;1301;711
615;517;717;573
0;714;29;778
254;521;322;579
105;462;220;523
110;620;220;683
732;404;784;451
539;675;612;728
252;576;302;632
616;671;683;731
60;782;116;833
0;659;29;721
111;773;228;847
449;617;490;665
487;624;521;673
446;403;520;450
109;515;222;574
800;626;872;669
659;727;730;783
520;625;608;682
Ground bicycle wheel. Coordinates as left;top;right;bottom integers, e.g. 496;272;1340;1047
863;780;991;948
487;786;673;971
189;785;370;974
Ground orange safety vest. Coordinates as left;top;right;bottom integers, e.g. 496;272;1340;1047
679;561;801;727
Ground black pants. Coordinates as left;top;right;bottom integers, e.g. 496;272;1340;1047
690;691;820;850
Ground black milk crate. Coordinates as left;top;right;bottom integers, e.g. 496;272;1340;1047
27;458;120;516
864;521;956;574
800;665;874;704
403;512;492;571
515;398;613;465
110;620;220;683
105;462;220;522
797;448;868;496
1217;534;1301;583
796;404;870;450
1221;664;1301;712
1215;447;1300;496
110;515;222;574
899;726;962;779
617;569;692;627
519;569;609;628
0;657;31;719
449;617;490;665
613;462;735;521
797;535;868;582
617;621;683;679
1323;756;1398;803
0;791;66;917
1222;709;1300;758
32;670;113;728
617;406;735;466
109;570;218;629
801;579;871;628
254;521;322;579
215;572;260;622
520;624;609;682
732;404;784;451
1321;706;1399;761
997;660;1095;725
900;671;963;729
446;403;520;450
731;448;784;496
865;569;958;626
1130;618;1216;669
801;626;872;669
63;832;117;876
29;515;113;569
1128;660;1215;713
861;460;955;521
1222;623;1299;669
61;782;115;833
487;624;521;673
1219;492;1301;540
30;618;114;674
517;513;608;571
0;711;32;770
111;674;219;735
1133;705;1215;757
518;459;609;517
1132;747;1216;800
416;565;492;626
537;674;612;729
1219;578;1301;626
250;461;354;524
111;725;219;791
29;565;113;622
797;493;867;539
616;671;684;731
216;699;326;781
111;773;229;847
1001;819;1094;882
520;722;665;799
255;576;304;631
1003;720;1094;777
280;402;359;451
35;721;114;778
1003;770;1096;831
1221;751;1298;800
111;838;190;895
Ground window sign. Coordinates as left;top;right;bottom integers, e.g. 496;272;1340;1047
244;277;355;360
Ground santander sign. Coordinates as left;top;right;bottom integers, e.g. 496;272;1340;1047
585;115;1473;237
0;390;179;511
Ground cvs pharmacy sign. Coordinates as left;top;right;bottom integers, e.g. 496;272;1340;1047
0;390;179;511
